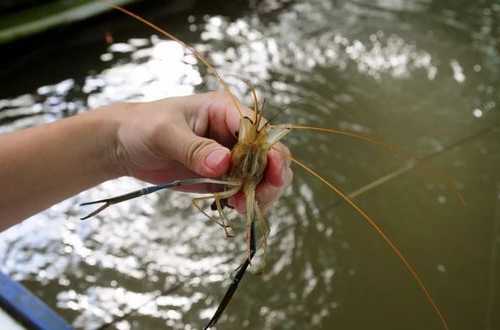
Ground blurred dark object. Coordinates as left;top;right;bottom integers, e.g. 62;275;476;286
0;0;140;44
0;0;48;15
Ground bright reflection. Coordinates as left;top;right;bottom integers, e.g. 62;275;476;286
201;15;438;89
87;38;202;108
450;59;466;83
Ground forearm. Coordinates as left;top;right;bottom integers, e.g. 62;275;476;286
0;109;119;230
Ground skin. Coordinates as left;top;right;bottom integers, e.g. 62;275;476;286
0;91;292;232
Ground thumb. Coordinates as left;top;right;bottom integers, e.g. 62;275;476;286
170;128;231;178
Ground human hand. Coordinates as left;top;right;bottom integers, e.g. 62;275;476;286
99;91;292;212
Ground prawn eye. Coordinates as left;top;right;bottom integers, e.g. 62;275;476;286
235;130;239;138
210;199;231;210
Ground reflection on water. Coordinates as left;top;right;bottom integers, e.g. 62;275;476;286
1;0;500;329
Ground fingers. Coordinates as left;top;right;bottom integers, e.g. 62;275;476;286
136;91;292;207
137;91;251;179
265;146;290;187
227;167;293;214
177;135;231;178
169;91;255;178
153;122;231;178
257;145;293;212
259;170;294;210
203;91;256;144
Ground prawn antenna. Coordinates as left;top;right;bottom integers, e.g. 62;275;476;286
109;4;243;118
290;156;449;330
256;97;266;131
248;84;261;126
265;105;288;128
275;124;465;205
204;221;256;329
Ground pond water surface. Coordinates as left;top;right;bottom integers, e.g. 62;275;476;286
1;0;500;329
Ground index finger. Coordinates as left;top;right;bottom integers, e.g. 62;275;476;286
205;91;255;147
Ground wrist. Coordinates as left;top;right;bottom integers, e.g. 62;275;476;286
83;104;126;181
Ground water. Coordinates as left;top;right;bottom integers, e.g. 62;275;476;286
1;0;499;329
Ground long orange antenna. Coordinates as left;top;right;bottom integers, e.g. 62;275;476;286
276;124;465;205
273;124;398;148
227;76;263;128
290;156;449;330
110;4;243;117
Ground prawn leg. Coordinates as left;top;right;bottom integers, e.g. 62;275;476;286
192;198;226;229
253;203;270;273
80;178;238;220
215;195;234;237
244;186;256;262
204;221;256;330
192;186;240;238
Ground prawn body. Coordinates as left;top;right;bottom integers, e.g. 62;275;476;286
211;112;290;262
228;116;289;199
229;117;269;186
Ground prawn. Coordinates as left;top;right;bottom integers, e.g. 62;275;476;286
81;4;451;330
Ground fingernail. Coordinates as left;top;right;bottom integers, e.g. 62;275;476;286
205;148;229;172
